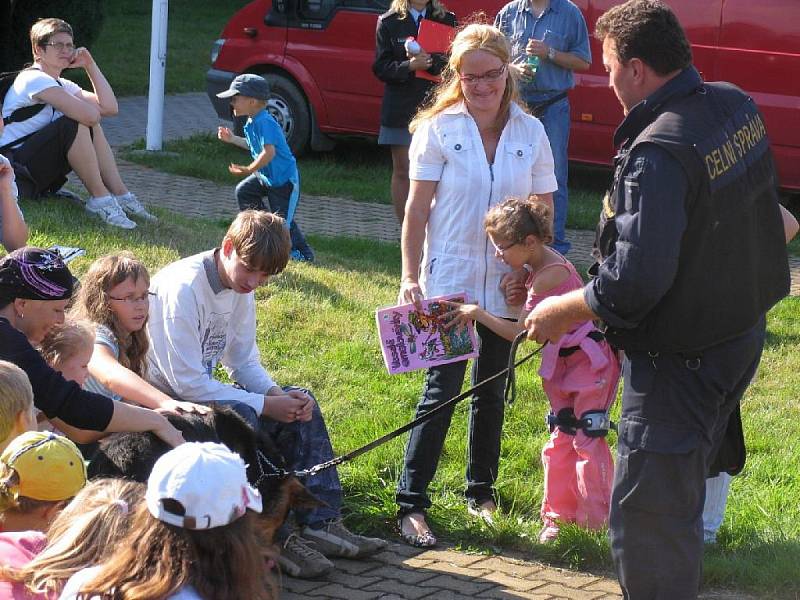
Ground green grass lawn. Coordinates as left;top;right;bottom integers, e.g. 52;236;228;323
67;0;243;96
120;133;605;230
16;196;800;597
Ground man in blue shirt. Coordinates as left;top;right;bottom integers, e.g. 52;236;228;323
495;0;591;256
217;74;314;262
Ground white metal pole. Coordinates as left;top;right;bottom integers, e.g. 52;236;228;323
146;0;168;151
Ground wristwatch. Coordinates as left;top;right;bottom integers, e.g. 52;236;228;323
547;46;557;61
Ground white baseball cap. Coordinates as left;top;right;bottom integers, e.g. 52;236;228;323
146;442;263;530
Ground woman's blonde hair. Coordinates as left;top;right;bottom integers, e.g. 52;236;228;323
484;195;554;245
0;479;144;598
39;319;95;371
389;0;447;20
72;252;151;377
74;499;276;599
410;23;521;133
0;361;33;442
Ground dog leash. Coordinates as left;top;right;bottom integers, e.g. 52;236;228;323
255;332;543;481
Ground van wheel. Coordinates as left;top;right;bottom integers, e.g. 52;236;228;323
263;74;310;156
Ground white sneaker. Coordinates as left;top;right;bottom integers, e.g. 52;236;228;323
85;196;137;229
115;192;157;221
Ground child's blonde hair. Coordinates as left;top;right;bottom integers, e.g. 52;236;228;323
39;319;95;371
0;361;33;442
484;195;553;245
0;478;144;598
72;252;151;376
225;209;291;275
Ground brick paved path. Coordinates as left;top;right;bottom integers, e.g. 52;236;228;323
78;94;776;598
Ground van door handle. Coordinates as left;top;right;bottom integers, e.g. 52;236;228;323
243;27;258;38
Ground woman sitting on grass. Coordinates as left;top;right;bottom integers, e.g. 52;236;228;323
0;18;155;229
72;252;207;416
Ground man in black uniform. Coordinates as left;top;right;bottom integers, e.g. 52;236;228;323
522;1;790;598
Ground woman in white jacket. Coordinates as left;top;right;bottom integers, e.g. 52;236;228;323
396;23;556;546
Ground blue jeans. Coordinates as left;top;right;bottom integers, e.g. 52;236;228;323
396;323;511;515
216;386;342;528
235;173;311;254
534;97;571;255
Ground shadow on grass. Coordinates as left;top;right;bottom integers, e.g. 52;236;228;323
763;328;800;350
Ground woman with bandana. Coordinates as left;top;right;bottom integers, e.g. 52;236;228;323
0;247;183;447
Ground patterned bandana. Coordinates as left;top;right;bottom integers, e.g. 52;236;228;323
0;247;74;303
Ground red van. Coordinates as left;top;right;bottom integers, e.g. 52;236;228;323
206;0;800;190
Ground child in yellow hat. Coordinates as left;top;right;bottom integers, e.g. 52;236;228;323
0;431;87;532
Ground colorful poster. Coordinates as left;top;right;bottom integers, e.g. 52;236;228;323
376;292;479;375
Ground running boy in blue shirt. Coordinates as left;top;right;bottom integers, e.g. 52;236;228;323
217;74;314;262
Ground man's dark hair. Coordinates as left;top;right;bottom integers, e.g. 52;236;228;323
595;0;692;75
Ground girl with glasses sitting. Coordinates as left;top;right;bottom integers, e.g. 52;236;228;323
71;252;207;416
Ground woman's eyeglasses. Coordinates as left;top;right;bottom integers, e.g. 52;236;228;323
108;292;156;304
44;42;75;52
459;64;507;84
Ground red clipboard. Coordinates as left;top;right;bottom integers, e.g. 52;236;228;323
416;19;455;83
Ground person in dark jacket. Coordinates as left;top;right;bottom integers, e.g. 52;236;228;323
523;1;790;598
0;247;183;449
372;0;455;222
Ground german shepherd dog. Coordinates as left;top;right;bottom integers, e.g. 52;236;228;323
88;405;320;545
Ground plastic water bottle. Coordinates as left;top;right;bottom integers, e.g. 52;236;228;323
526;54;540;80
404;37;422;56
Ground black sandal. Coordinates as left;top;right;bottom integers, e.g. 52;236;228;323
397;512;437;548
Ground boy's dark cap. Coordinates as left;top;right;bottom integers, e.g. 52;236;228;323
216;74;270;100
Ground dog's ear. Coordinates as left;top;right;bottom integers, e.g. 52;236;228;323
285;478;325;510
208;405;255;455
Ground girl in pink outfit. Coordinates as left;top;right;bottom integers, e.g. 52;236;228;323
445;195;620;543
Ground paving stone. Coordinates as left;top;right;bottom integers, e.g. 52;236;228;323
583;580;623;596
533;583;605;600
281;576;329;594
417;573;497;596
479;570;548;592
364;579;438;599
361;564;440;584
421;560;490;578
470;556;544;578
413;548;487;567
333;557;385;575
535;569;601;588
280;592;310;600
480;588;553;600
327;570;382;589
308;583;382;600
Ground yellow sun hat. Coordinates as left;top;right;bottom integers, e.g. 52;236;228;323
1;431;87;502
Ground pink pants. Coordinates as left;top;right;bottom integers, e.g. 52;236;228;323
540;344;620;530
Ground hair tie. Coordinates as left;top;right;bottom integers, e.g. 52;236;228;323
112;499;129;514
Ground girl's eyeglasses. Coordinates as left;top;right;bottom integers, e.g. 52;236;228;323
459;64;507;84
108;292;156;304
